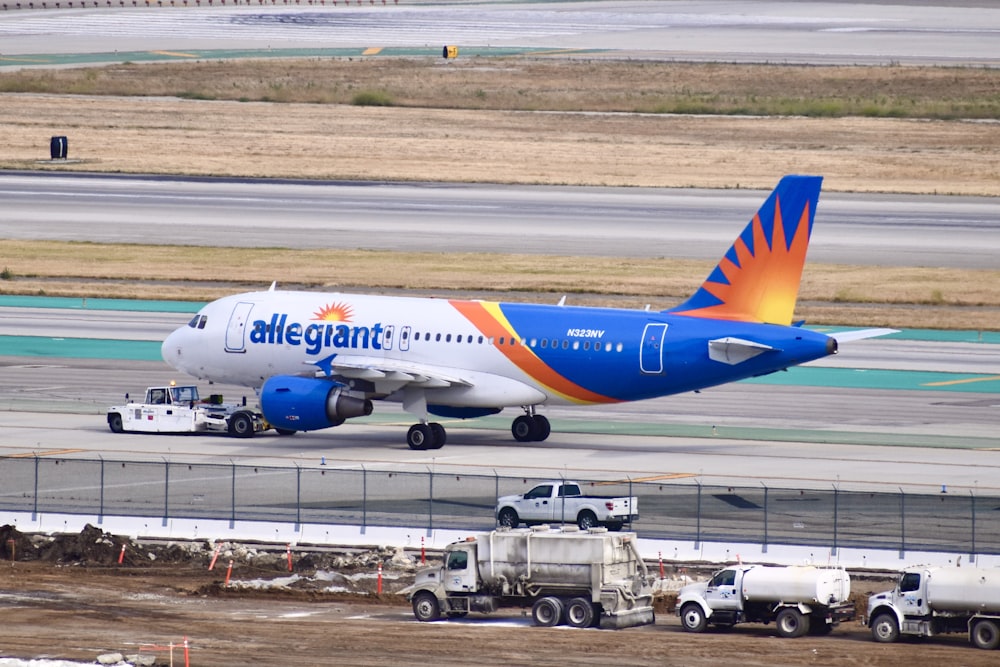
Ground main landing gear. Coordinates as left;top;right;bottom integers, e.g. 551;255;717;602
406;408;550;449
406;422;446;450
512;409;550;442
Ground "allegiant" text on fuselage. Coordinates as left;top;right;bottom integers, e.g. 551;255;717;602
249;314;384;355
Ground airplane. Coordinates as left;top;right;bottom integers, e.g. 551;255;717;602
161;174;894;450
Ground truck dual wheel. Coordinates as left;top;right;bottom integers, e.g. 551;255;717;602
412;592;442;622
565;597;596;628
108;413;123;434
775;607;810;638
531;596;564;627
577;510;598;531
972;619;1000;650
228;411;255;438
870;612;900;643
497;507;519;529
679;603;708;633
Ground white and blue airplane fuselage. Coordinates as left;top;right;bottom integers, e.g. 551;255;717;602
162;175;889;449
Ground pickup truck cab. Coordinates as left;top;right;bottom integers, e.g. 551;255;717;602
496;481;638;531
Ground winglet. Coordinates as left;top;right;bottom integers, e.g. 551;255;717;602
669;175;823;325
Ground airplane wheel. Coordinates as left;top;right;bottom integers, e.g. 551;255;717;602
531;415;551;441
511;415;537;442
429;423;446;449
407;423;434;450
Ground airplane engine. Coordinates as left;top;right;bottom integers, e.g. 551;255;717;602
260;375;372;432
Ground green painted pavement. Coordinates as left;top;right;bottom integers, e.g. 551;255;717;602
0;335;161;360
0;46;603;68
0;295;199;313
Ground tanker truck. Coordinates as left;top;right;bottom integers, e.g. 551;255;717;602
677;564;855;638
867;565;1000;650
403;526;655;629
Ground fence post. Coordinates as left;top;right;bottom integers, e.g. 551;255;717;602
162;458;170;527
970;490;977;564
427;466;434;537
32;455;39;521
627;477;633;530
761;482;768;554
898;487;906;559
98;456;105;525
229;461;236;529
294;463;301;532
559;472;567;526
831;484;839;557
694;481;702;549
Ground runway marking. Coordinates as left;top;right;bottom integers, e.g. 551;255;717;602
591;473;697;485
150;50;199;58
362;47;384;55
923;375;1000;387
8;449;84;458
628;473;699;482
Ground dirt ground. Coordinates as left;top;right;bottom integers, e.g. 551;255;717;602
0;525;996;667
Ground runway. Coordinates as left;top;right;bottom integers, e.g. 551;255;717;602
2;173;999;268
3;1;1000;67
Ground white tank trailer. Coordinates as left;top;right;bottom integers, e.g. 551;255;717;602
404;526;655;629
678;565;855;638
868;566;1000;650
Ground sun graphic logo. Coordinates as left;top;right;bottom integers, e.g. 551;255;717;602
313;302;354;323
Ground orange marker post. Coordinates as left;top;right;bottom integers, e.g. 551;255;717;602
225;559;234;586
118;544;126;565
658;551;664;579
183;636;190;667
420;536;425;565
208;544;221;571
377;561;383;594
286;543;293;572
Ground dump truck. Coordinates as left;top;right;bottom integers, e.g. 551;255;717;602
495;481;638;531
677;564;855;638
404;526;655;629
868;565;1000;649
107;384;269;438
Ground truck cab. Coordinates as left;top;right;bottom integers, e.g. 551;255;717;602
442;542;478;595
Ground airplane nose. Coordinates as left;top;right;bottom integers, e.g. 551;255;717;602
161;328;184;367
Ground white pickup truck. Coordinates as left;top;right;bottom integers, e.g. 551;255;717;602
496;481;638;531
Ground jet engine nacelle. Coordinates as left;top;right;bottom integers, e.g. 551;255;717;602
260;375;373;432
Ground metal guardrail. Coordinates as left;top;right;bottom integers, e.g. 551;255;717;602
2;456;997;557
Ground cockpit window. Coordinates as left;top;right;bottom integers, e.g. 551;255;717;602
187;315;208;330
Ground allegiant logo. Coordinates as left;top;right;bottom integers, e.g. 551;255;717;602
249;313;384;356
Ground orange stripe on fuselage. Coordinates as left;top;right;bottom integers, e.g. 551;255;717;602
449;300;618;405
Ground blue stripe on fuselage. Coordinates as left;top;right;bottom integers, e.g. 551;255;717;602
497;303;833;402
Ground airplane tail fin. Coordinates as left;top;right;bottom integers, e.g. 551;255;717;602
668;174;823;326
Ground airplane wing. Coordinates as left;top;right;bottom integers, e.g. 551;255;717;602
829;328;899;343
307;353;472;389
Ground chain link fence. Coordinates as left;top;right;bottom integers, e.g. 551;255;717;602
2;456;997;556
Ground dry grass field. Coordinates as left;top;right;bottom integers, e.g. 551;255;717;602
1;58;998;328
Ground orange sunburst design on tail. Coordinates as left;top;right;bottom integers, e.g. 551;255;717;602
312;301;355;322
675;195;812;325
